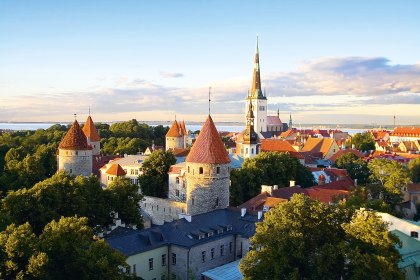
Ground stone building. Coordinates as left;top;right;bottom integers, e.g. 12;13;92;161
185;115;231;216
166;119;187;151
57;120;93;177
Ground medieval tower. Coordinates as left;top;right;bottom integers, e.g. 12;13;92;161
241;100;259;158
57;119;93;176
185;115;231;216
246;36;267;134
165;119;186;151
82;115;101;156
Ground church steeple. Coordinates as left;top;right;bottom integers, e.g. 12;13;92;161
251;35;265;99
243;100;258;144
289;113;293;129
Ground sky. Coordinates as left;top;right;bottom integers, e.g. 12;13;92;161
0;0;419;125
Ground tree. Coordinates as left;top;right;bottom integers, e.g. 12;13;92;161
334;152;370;185
351;132;375;151
105;177;143;228
230;152;315;206
240;194;403;280
368;158;411;206
138;150;176;198
408;157;420;183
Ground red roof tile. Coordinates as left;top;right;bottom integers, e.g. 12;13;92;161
186;115;230;164
306;188;349;203
260;139;304;159
329;149;365;163
59;120;91;150
181;121;187;135
166;120;182;137
82;116;101;142
391;127;420;137
106;163;126;176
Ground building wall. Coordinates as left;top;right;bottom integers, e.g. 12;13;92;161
324;141;340;159
168;245;190;280
126;246;169;280
168;173;186;201
89;140;100;155
58;148;92;177
142;196;186;225
378;212;420;240
185;162;230;216
246;98;267;133
241;143;258;159
166;136;184;151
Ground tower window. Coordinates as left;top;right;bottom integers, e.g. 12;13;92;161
216;198;219;206
251;148;254;154
188;166;190;173
75;151;78;155
216;167;220;174
199;167;203;174
192;198;194;205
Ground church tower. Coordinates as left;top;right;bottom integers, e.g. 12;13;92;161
185;115;231;216
165;119;185;151
242;100;259;159
82;115;101;156
246;36;267;135
58;119;93;177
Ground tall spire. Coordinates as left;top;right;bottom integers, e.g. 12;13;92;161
243;101;258;144
289;113;293;129
251;35;264;99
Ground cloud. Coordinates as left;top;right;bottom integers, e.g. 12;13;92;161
159;71;184;78
1;57;419;123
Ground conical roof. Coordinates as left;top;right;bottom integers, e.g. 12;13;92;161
166;120;182;137
106;163;126;176
181;120;187;136
250;36;265;99
186;115;230;164
82;115;101;142
59;120;91;150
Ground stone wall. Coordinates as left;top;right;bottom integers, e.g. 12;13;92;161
142;196;186;225
185;162;230;216
166;136;184;151
89;140;101;155
58;148;92;177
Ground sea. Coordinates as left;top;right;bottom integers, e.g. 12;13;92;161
0;122;369;135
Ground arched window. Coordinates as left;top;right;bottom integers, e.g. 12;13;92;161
199;167;203;174
216;167;220;174
216;198;219;207
188;166;190;173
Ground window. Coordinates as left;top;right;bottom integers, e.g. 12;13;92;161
172;253;176;265
192;198;194;205
70;169;72;174
176;177;180;184
216;167;220;174
131;169;134;175
201;251;206;262
199;167;203;174
162;254;166;266
245;148;248;154
411;231;419;238
208;232;214;237
75;151;78;155
149;258;153;270
216;198;219;207
188;166;190;173
229;242;233;253
135;169;139;175
211;248;215;259
133;264;136;274
220;245;224;256
251;148;254;154
176;189;180;197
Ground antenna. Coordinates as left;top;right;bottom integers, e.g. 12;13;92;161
208;86;211;115
74;113;77;120
88;106;91;116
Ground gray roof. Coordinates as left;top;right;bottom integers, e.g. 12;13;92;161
106;208;260;256
202;260;242;280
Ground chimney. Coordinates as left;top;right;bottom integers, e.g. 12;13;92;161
241;208;247;217
273;185;278;190
257;211;263;220
289;180;295;187
261;185;273;195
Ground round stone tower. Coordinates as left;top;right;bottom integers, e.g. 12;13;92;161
82;115;101;156
165;120;185;151
185;115;231;216
58;120;93;177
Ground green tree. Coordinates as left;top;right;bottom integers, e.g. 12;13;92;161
105;177;144;227
138;150;176;198
368;158;411;206
334;152;370;185
230;152;315;206
408;157;420;183
240;194;403;280
351;132;375;151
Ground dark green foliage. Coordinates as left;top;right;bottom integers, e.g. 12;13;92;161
240;194;403;280
408;157;420;183
351;132;375;151
230;152;316;206
334;152;370;185
138;150;176;198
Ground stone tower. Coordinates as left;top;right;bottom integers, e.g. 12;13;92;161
242;100;259;159
246;35;267;134
58;120;93;177
185;115;231;216
82;115;101;155
166;119;185;151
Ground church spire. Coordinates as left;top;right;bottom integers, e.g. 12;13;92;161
251;35;264;99
289;113;293;129
243;100;258;144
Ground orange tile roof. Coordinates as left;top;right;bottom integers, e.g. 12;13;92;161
106;163;126;176
264;197;288;207
329;149;365;163
306;188;349;203
59;120;91;150
166;120;182;137
82;115;101;142
260;139;304;159
181;121;187;135
391;127;420;137
186;115;230;164
301;138;336;157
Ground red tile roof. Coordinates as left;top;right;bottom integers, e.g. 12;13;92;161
329;149;365;163
301;138;336;158
166;120;182;137
391;127;420;137
260;139;304;159
181;121;187;135
306;187;349;203
106;163;126;176
186;115;230;164
59;120;91;150
82;116;101;142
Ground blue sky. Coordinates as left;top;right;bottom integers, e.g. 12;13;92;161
0;0;419;125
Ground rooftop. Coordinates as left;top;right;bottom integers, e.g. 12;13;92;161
59;120;91;150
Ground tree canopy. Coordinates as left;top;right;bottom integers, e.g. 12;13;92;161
334;152;370;185
138;150;176;198
351;132;375;152
230;152;315;206
240;194;403;280
408;157;420;184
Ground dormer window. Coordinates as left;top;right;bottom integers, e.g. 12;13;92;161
199;234;205;240
217;229;223;234
226;225;232;232
411;231;419;238
208;232;214;237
